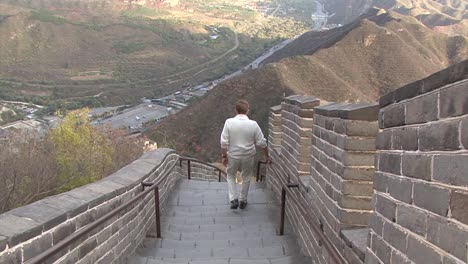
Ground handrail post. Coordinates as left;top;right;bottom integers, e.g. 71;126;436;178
218;170;222;182
187;160;191;180
280;187;286;236
154;186;161;238
256;161;261;182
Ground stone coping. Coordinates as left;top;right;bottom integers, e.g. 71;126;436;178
340;228;369;261
380;59;468;108
270;105;282;114
314;102;379;121
0;148;176;249
283;95;320;109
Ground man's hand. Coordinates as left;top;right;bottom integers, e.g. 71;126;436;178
222;156;228;167
265;156;272;164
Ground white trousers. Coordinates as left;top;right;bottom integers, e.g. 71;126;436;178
226;155;255;202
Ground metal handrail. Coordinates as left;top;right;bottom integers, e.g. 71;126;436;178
26;155;180;264
179;156;227;182
256;161;267;182
269;165;346;264
26;155;227;264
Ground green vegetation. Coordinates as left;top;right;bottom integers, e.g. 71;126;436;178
122;6;170;18
112;41;147;54
0;108;143;213
30;10;68;25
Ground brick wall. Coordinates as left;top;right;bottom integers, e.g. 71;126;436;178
0;148;183;264
268;105;282;149
311;103;379;263
280;95;320;182
367;62;468;264
267;96;380;264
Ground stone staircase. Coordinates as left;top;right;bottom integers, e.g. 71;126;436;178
128;179;311;264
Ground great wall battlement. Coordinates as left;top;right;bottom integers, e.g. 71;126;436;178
266;60;468;264
0;60;466;264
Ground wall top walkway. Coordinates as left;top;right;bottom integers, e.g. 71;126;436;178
314;102;379;121
380;59;468;108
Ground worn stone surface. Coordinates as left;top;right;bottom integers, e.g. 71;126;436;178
413;182;450;216
401;154;432;181
450;190;468;225
419;120;460;151
9;201;67;231
439;80;468;118
0;214;42;247
433;155;468;186
405;92;438;124
396;205;427;237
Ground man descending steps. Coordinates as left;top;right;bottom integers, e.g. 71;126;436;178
128;180;311;264
220;100;271;210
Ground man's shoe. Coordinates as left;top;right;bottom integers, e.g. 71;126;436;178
239;200;247;209
230;199;239;209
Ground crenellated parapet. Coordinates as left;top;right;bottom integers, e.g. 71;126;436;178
280;95;320;181
265;60;468;264
367;61;468;264
0;149;183;264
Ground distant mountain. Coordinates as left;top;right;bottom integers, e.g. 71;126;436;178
325;0;467;36
148;8;468;160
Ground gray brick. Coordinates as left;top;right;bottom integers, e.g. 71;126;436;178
427;215;468;261
365;250;382;264
375;194;396;222
396;205;427;237
462;118;468;149
401;154;432;181
22;233;53;262
392;127;418;151
443;255;467;264
450;190;468;225
373;172;389;193
52;222;76;245
383;104;405;128
433;155;468;186
370;233;391;263
405;92;438;124
387;177;413;203
378;153;401;175
0;214;42;247
376;130;392;150
382;222;407;253
369;213;384;236
391;250;412;264
439;81;468;118
407;235;443;264
419;120;460;151
0;236;6;252
79;237;98;259
9;201;67;232
413;182;450;217
345;121;379;137
0;247;22;264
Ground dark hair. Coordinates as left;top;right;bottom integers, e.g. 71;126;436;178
235;100;249;114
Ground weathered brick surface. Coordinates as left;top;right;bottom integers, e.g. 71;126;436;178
371;66;468;264
0;149;184;264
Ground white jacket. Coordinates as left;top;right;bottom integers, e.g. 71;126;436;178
220;114;267;159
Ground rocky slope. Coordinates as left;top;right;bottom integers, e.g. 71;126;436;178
148;9;468;161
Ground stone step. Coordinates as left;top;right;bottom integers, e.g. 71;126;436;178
160;215;278;225
128;255;312;264
137;236;297;250
162;203;280;216
140;244;297;259
147;227;294;241
177;180;266;191
160;222;281;233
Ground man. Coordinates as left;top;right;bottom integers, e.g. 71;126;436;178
220;100;271;209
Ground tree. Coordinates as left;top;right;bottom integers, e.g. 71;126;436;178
48;108;114;191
